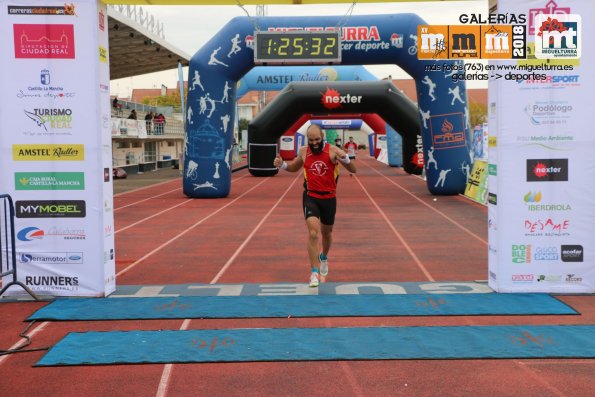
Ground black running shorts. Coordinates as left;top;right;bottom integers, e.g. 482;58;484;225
303;191;337;226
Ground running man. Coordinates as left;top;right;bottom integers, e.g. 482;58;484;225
273;124;356;287
344;136;358;160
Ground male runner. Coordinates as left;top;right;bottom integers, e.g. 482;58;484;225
273;124;356;287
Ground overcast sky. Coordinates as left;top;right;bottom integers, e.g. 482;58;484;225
110;0;488;97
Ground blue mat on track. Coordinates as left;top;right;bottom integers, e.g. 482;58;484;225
27;293;577;321
36;325;595;366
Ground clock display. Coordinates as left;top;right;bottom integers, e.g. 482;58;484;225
254;31;341;64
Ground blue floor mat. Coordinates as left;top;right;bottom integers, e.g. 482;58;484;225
27;293;577;321
36;325;595;366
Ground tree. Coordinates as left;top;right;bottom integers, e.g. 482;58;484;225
238;118;250;133
142;92;183;108
469;101;487;127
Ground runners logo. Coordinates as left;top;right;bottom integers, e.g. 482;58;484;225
534;14;581;59
526;159;568;182
13;24;75;59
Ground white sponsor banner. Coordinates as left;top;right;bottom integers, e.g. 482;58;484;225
279;136;294;151
0;0;115;296
489;0;594;293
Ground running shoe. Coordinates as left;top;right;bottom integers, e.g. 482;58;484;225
309;271;320;288
319;253;329;277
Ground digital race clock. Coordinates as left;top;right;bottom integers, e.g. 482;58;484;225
254;31;341;64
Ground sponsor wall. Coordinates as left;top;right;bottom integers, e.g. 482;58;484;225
0;0;115;296
488;0;593;292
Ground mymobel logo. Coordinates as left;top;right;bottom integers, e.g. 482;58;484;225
320;88;362;110
12;144;84;161
527;159;568;182
534;14;581;59
561;245;583;262
15;200;86;218
15;172;84;190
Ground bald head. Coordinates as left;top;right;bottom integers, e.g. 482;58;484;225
306;124;324;154
306;123;324;140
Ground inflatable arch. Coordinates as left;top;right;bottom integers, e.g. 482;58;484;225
185;14;471;197
289;113;389;159
236;65;376;100
236;66;404;167
248;80;418;176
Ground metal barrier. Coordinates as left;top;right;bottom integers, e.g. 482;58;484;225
0;194;38;300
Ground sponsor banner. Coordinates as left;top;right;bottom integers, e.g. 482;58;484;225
488;0;594;293
279;136;294;151
1;0;115;297
18;251;84;265
463;159;488;205
13;23;75;59
13;144;84;161
15;172;85;190
15;200;86;218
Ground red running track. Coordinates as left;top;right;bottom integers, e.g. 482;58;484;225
1;156;593;397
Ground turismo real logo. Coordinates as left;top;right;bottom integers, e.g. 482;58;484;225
526;159;568;182
12;144;84;161
534;14;581;59
13;24;75;59
15;172;85;190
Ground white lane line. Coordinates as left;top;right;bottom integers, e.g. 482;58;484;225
117;177;270;278
0;321;49;366
155;174;299;397
210;173;300;284
115;173;252;234
114;178;180;197
115;187;181;212
362;161;487;246
353;174;435;282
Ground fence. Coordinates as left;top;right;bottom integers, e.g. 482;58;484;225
0;194;38;300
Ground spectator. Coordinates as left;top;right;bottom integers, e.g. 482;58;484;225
145;111;154;133
155;113;166;135
112;96;119;109
127;109;137;120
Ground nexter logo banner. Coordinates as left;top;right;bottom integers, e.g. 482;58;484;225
417;25;526;59
534;14;581;59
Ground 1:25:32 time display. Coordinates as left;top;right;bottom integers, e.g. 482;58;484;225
254;32;341;63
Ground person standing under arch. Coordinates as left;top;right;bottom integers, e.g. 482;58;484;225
273;124;356;287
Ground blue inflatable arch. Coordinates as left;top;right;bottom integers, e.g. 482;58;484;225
236;65;377;99
185;14;471;198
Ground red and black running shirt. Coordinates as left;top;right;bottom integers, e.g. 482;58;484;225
303;142;340;199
